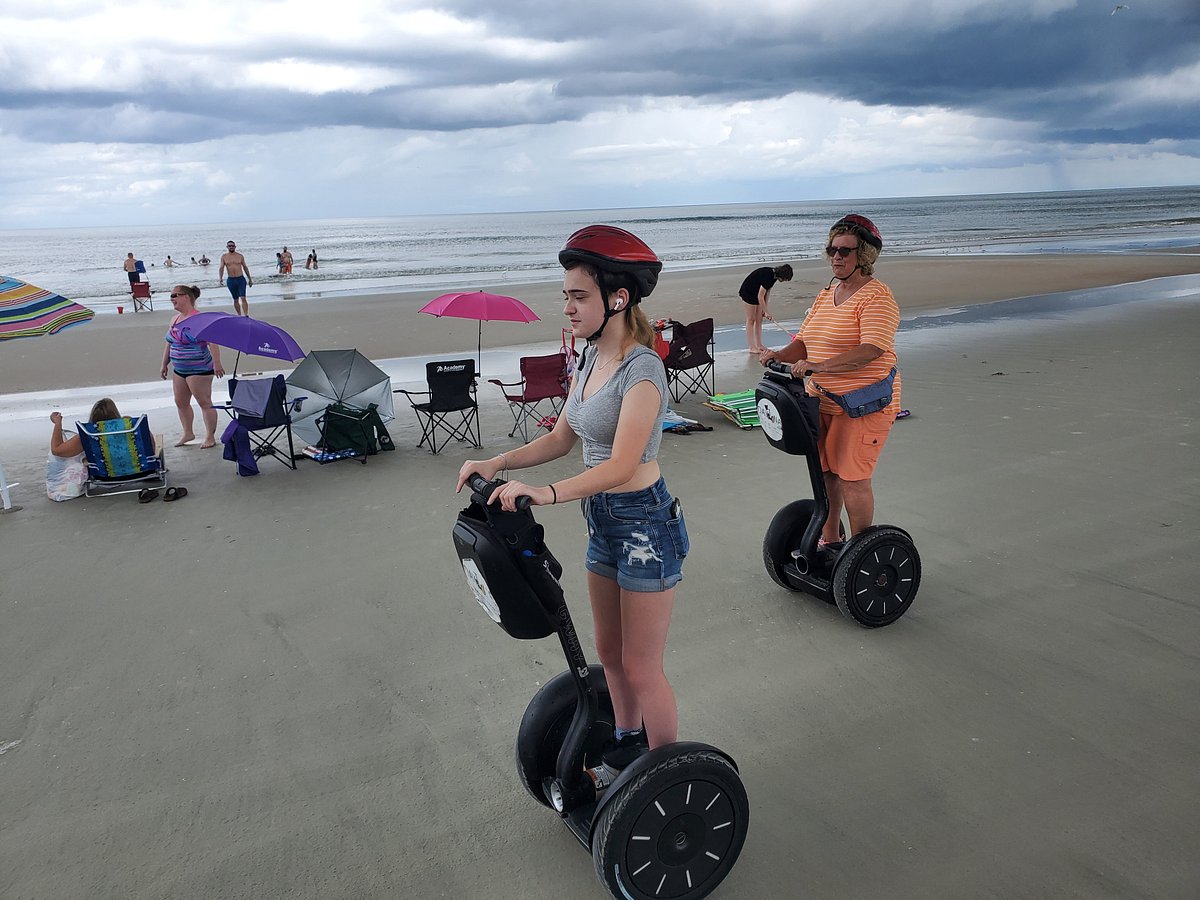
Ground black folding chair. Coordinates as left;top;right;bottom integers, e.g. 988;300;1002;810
663;317;716;402
396;359;481;454
220;374;306;469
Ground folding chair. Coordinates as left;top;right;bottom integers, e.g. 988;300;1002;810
396;359;481;454
219;374;306;470
130;281;153;312
663;317;716;402
488;352;568;442
77;415;168;497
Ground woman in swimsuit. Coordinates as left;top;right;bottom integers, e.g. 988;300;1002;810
160;285;224;448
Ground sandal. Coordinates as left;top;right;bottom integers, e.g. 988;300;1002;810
162;486;188;502
138;488;159;503
896;409;912;420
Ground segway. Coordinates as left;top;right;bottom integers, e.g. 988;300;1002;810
453;475;749;899
756;361;920;627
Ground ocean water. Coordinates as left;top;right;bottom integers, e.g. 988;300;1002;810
1;186;1197;314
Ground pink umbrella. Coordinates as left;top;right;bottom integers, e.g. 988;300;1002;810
418;291;540;373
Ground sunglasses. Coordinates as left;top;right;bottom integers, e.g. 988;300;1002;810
169;292;186;298
825;245;858;258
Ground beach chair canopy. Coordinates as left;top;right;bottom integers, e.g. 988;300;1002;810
396;359;481;454
287;349;394;446
77;415;167;497
487;352;568;443
663;317;716;402
218;374;305;473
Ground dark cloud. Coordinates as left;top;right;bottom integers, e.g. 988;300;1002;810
0;1;1196;149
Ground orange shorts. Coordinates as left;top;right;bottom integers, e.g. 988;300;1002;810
817;410;896;481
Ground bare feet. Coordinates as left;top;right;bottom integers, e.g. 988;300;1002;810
200;437;216;449
175;434;195;447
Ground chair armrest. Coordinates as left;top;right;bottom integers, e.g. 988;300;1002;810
395;389;431;402
487;378;523;389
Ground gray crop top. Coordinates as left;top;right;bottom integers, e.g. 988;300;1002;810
564;344;668;468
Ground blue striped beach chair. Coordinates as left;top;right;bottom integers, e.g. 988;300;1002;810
77;416;168;497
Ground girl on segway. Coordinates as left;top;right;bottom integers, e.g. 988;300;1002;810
457;225;686;769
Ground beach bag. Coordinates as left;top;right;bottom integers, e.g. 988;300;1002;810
46;451;87;501
815;367;897;418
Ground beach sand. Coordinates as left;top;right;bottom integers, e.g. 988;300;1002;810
4;252;1200;391
1;254;1199;898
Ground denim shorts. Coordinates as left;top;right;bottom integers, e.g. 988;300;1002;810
583;476;689;592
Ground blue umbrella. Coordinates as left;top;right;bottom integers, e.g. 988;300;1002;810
180;312;305;376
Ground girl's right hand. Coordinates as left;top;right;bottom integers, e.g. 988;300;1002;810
456;456;504;493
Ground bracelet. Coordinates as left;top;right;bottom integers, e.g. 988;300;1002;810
549;483;558;505
497;452;508;476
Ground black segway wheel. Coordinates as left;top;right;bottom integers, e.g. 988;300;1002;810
762;500;813;591
515;668;614;808
593;750;749;900
832;528;920;627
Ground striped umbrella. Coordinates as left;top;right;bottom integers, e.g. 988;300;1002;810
0;276;95;341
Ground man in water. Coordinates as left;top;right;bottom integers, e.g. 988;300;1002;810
123;252;139;286
280;246;294;275
219;241;253;316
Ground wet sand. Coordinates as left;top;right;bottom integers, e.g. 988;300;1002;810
4;252;1200;392
1;257;1198;898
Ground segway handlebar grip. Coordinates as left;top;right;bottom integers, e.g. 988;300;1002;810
467;473;532;510
766;359;815;379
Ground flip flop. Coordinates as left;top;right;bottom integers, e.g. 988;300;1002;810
162;486;188;502
896;409;912;420
137;488;159;503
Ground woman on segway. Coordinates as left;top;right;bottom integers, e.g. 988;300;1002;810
759;214;903;550
457;225;686;770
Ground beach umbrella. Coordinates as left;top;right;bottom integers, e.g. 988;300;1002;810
179;311;305;376
0;276;94;341
418;291;539;372
286;349;395;445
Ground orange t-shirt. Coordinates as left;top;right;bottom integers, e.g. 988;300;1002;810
797;279;901;416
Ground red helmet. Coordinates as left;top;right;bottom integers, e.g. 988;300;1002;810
559;225;662;299
833;214;883;250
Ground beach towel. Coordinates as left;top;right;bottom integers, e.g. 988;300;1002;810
221;420;259;476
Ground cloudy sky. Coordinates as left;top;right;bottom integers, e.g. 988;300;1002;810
2;0;1198;229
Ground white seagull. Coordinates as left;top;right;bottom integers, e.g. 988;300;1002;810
1111;4;1129;14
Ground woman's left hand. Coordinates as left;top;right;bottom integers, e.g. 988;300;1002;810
214;364;226;378
487;479;555;511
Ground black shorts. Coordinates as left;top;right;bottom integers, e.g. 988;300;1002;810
174;369;215;378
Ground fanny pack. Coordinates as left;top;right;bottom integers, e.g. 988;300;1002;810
814;367;896;418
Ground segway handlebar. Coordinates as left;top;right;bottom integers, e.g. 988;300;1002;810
764;359;813;378
467;473;532;511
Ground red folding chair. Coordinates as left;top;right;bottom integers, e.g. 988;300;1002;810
489;353;569;442
131;281;153;312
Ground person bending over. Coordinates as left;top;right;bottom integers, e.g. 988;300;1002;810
739;263;793;353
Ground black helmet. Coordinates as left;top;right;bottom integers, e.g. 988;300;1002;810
833;214;883;250
559;225;662;300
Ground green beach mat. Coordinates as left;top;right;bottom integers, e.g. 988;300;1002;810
703;390;759;429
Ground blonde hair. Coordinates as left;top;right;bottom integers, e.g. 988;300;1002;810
827;224;880;276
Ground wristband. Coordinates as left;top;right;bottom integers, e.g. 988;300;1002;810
549;483;558;505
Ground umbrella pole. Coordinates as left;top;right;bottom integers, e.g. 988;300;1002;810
477;321;482;375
